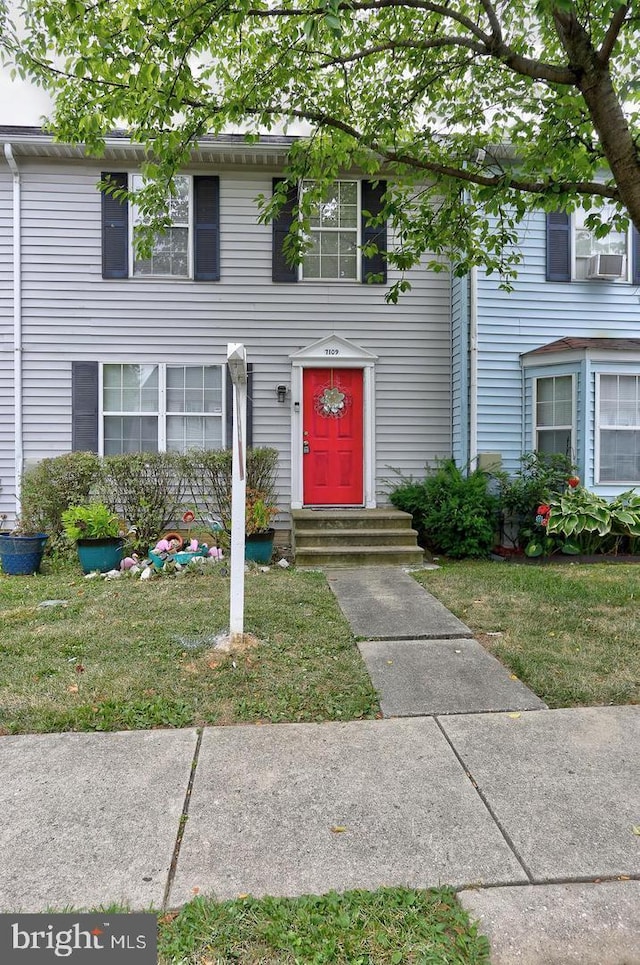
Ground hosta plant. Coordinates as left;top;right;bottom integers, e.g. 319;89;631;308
545;487;640;556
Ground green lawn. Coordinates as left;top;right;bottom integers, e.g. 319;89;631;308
415;561;640;708
0;563;378;734
157;888;490;965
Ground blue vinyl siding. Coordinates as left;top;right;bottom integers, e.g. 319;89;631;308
474;210;640;490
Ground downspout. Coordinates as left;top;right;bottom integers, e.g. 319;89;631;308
4;144;23;517
469;265;478;468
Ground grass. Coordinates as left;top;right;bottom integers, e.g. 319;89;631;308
415;560;640;708
157;888;490;965
0;563;378;734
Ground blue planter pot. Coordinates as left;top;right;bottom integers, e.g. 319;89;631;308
245;529;275;564
0;533;48;575
76;537;125;574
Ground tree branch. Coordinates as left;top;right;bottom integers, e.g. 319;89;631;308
238;0;576;85
479;0;502;43
319;36;487;67
598;3;629;66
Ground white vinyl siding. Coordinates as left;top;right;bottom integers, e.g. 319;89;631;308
101;363;223;454
534;375;575;458
597;374;640;483
2;160;450;525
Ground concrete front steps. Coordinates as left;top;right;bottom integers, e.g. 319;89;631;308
292;508;424;567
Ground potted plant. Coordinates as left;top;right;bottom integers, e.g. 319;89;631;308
62;501;125;573
244;489;279;563
0;513;49;575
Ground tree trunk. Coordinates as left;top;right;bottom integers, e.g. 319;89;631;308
554;9;640;231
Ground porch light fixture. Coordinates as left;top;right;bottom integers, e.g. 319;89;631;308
276;384;288;403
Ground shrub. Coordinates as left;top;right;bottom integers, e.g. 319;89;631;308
390;459;498;558
182;447;279;533
494;451;576;549
19;452;101;548
97;452;188;552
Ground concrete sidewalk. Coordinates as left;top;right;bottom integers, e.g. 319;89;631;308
0;565;638;964
0;710;638;962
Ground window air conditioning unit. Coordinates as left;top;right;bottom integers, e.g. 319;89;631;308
586;253;626;279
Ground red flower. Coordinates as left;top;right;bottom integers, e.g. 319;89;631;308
537;504;550;516
567;476;580;488
182;510;196;524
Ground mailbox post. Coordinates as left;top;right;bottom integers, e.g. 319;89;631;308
227;343;247;636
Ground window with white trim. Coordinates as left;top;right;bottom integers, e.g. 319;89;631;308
101;363;223;455
302;180;359;280
573;203;629;281
598;374;640;482
131;175;191;278
534;375;574;457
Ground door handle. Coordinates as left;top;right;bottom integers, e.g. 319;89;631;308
303;441;310;454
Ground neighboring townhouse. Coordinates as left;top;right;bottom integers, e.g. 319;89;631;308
452;209;640;495
0;126;452;543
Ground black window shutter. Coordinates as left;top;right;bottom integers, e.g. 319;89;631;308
101;173;128;279
272;178;298;282
225;363;254;449
632;227;640;286
361;180;387;284
72;361;99;452
546;211;571;281
194;176;220;280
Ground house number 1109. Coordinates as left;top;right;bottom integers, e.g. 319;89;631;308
324;348;339;355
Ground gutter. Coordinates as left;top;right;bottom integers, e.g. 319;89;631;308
469;265;478;467
4;143;23;517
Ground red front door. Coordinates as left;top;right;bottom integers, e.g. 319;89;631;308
303;368;364;505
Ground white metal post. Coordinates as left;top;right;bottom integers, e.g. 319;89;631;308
227;343;247;636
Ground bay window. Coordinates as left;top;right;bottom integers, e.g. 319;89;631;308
534;375;574;457
598;374;640;482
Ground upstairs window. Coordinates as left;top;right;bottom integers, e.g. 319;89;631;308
101;363;223;455
101;173;219;281
573;204;629;281
546;208;640;283
597;374;640;483
131;175;191;278
534;375;574;457
272;178;387;284
302;180;359;281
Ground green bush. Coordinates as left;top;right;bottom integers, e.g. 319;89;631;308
390;459;498;558
494;451;576;549
19;452;101;549
97;452;188;552
182;447;279;533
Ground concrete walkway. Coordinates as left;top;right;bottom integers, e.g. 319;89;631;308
0;566;638;964
327;566;546;716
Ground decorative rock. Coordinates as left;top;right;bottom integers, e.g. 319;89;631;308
129;565;141;575
38;600;68;608
103;569;121;580
277;558;290;569
84;571;100;580
259;566;271;573
140;567;153;581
